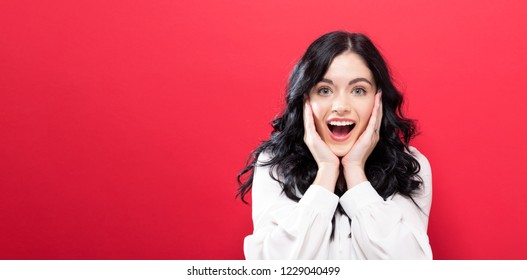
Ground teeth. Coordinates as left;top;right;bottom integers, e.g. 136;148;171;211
328;121;354;126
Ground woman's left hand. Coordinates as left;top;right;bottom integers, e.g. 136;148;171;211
341;90;383;185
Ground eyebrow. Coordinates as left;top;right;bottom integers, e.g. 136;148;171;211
321;78;373;86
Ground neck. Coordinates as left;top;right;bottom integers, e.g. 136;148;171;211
336;165;346;193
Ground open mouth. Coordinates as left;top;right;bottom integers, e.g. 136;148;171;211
327;120;355;140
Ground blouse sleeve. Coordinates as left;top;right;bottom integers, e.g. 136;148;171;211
243;153;339;259
339;146;433;259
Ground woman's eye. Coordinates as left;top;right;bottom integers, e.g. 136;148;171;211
352;88;366;95
317;87;332;95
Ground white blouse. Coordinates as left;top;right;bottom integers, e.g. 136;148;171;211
244;146;433;260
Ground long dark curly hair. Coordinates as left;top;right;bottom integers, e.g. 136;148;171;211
237;31;423;231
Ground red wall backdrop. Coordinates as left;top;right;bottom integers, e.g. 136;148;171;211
1;0;527;259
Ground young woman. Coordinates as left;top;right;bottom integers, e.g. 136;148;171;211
237;31;432;259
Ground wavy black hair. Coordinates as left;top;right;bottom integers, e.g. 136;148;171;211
237;31;423;232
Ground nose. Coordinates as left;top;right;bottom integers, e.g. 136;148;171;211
331;93;351;114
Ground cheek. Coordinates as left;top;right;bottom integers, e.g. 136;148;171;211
309;101;327;127
356;100;375;128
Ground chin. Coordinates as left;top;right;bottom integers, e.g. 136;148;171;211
329;143;353;158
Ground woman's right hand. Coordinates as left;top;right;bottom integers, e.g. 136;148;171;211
304;100;339;192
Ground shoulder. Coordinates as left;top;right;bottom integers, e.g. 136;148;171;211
256;151;273;164
407;146;431;175
407;146;432;198
253;151;279;186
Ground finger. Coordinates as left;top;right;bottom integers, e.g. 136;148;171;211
375;90;383;133
365;91;381;136
303;101;309;131
303;100;316;138
303;101;308;127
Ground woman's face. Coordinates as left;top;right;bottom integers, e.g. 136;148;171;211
308;51;377;157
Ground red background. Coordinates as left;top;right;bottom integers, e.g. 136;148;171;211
1;0;526;259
